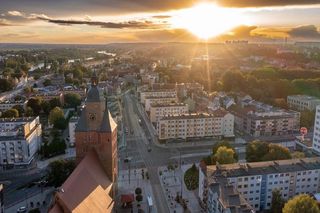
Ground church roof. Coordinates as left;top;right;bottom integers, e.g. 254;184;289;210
49;150;114;213
86;85;103;103
100;110;117;132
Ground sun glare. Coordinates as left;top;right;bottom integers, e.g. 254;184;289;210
171;3;249;39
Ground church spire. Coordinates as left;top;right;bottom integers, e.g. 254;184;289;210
91;71;98;86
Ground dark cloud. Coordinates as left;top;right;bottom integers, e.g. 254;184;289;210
152;15;171;19
217;0;320;8
37;16;167;29
287;25;320;38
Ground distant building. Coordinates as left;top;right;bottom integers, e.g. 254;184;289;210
0;117;42;167
51;74;65;87
287;95;320;111
157;110;234;140
63;86;87;100
149;103;188;124
31;92;64;105
200;158;320;212
313;106;320;154
140;89;177;104
230;100;300;137
0;100;27;112
144;96;178;112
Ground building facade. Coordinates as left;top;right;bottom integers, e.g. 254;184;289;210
149;103;188;124
313;106;320;153
75;74;118;182
140;89;177;104
0;117;42;166
68;116;79;147
0;100;27;112
287;95;320;111
157;110;234;140
144;96;177;112
200;158;320;212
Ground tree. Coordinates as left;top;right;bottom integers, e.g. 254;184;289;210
135;187;143;207
49;98;61;109
263;144;292;161
25;107;34;116
246;140;269;162
12;105;24;116
43;79;51;87
49;107;66;129
291;151;305;159
283;194;320;213
184;164;199;190
27;98;42;115
64;93;81;108
300;110;316;129
212;140;238;161
47;160;76;187
1;109;19;118
41;101;51;114
214;146;236;164
271;189;285;213
0;78;15;92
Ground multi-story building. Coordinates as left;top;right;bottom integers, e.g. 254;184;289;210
144;96;177;112
287;95;320;111
140;89;177;104
231;100;300;137
0;100;27;112
63;86;87;100
313;105;320;153
149;103;188;124
0;117;42;167
200;158;320;212
157;110;234;140
31;92;64;105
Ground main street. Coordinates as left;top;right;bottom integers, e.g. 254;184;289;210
119;92;212;212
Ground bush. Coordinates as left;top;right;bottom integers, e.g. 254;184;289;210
184;164;199;191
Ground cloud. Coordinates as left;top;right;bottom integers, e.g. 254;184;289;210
36;16;168;29
7;10;23;17
287;25;320;38
152;15;171;19
217;0;320;8
0;18;11;26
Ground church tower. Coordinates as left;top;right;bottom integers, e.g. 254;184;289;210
75;72;118;182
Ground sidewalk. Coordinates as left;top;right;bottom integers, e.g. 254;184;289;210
117;168;156;213
158;165;203;213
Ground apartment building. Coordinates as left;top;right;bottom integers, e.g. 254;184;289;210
63;86;87;100
149;103;188;124
199;158;320;212
0;117;42;166
231;100;300;137
157;110;234;140
144;96;177;112
287;95;320;111
0;100;27;112
68;116;79;147
31;92;64;105
140;89;177;104
313;106;320;153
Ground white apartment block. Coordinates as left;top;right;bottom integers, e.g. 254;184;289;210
157;110;234;140
200;158;320;212
313;105;320;153
140;89;177;104
0;100;27;112
144;96;177;112
149;103;188;124
0;117;42;166
287;95;320;111
68;116;79;147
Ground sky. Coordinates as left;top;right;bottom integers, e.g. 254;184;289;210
0;0;320;43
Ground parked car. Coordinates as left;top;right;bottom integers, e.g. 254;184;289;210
17;206;27;213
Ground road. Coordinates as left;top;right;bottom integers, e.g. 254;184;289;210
120;93;213;212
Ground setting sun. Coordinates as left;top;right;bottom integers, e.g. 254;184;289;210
171;3;250;39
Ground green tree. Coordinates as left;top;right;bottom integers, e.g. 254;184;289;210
246;140;269;162
214;146;236;164
263;144;292;161
48;107;65;128
64;93;81;108
25;107;34;116
47;160;76;187
43;79;51;87
300;110;316;129
283;194;320;213
27;98;42;115
49;98;61;109
291;151;305;159
212;140;238;161
12;105;24;116
271;189;285;213
2;109;19;118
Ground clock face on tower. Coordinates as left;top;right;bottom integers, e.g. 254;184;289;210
89;113;96;121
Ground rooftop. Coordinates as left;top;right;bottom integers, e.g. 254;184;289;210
207;157;320;178
160;110;229;120
150;102;187;108
288;95;320;101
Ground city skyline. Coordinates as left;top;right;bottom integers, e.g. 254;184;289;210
0;0;320;43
